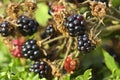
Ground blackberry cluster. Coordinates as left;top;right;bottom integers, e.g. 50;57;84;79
29;61;52;79
0;21;14;37
66;14;86;37
17;15;38;36
21;39;45;60
77;33;95;53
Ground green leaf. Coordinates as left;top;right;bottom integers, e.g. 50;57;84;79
83;69;92;80
110;0;120;8
75;69;92;80
63;74;71;80
35;3;51;27
32;74;40;80
75;76;83;80
102;49;119;72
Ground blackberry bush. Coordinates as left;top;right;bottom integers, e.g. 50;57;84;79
21;39;45;60
0;21;14;37
29;61;52;79
17;15;38;36
77;33;95;53
66;14;86;37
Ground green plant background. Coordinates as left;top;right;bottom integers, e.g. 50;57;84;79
0;0;120;80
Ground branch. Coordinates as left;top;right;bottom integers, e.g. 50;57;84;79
42;35;65;45
60;37;73;70
105;15;120;22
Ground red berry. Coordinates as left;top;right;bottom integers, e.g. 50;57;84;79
53;6;65;13
11;47;22;57
66;57;72;62
64;57;77;73
10;38;25;58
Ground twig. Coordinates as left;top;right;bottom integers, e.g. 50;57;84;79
105;15;120;22
111;7;120;15
105;25;120;31
43;35;65;45
60;37;73;70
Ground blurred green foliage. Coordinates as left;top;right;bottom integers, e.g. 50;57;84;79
0;0;120;80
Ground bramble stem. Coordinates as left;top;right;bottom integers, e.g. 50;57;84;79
60;37;73;70
43;35;65;45
105;15;120;22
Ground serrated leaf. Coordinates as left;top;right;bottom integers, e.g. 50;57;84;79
102;49;119;72
32;74;40;80
116;69;120;76
75;69;92;80
83;69;92;80
35;3;51;27
40;78;46;80
75;76;83;80
63;74;70;80
110;0;120;8
53;77;58;80
16;67;25;72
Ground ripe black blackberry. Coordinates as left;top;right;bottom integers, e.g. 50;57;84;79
45;24;55;37
17;15;38;36
21;39;45;60
0;21;14;37
40;24;55;39
66;14;86;37
77;33;95;53
29;61;52;79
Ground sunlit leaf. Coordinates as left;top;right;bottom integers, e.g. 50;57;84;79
102;49;119;72
35;3;51;27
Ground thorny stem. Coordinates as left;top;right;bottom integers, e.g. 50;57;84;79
105;15;120;22
60;37;73;70
38;36;51;46
75;51;80;58
105;25;120;31
53;38;67;59
111;7;120;15
43;35;66;45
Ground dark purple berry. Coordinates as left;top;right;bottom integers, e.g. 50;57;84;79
0;21;14;37
21;39;45;60
66;14;86;37
29;61;52;79
77;33;95;54
17;15;38;36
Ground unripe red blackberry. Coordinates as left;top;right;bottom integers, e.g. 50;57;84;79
21;39;45;60
11;38;25;58
77;33;95;54
17;15;38;36
64;57;77;73
0;21;14;37
66;14;86;37
29;61;52;79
